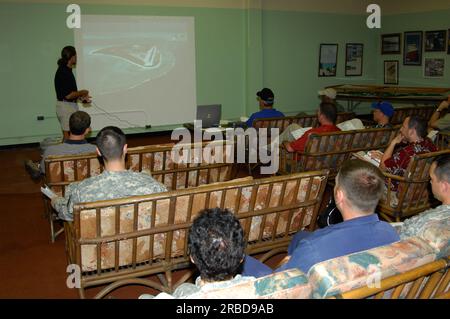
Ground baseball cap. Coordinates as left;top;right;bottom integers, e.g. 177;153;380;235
257;88;275;104
318;88;337;100
371;101;394;117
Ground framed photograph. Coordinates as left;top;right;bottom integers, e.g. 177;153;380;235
425;30;446;52
382;33;401;54
384;60;399;85
448;29;450;54
424;58;445;77
404;31;423;65
345;43;363;76
318;44;338;77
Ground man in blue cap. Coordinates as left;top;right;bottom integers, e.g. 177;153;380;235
371;101;394;128
245;88;285;127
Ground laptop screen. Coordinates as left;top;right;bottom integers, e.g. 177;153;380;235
196;104;221;128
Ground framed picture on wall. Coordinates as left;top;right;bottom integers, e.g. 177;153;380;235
384;60;399;85
424;58;445;77
425;30;446;52
404;31;423;65
448;29;450;54
345;43;364;76
318;44;338;77
381;33;401;54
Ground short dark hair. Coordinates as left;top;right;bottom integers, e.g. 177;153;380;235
319;102;338;124
69;111;91;135
188;208;246;282
434;154;450;184
407;115;428;139
58;45;76;66
336;159;385;214
96;126;126;161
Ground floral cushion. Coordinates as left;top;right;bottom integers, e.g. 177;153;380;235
308;237;437;298
187;269;311;299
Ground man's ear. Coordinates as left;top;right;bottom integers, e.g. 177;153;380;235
84;127;91;136
123;144;128;155
96;147;102;157
335;186;345;206
190;255;196;265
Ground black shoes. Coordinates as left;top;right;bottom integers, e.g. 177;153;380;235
24;160;42;181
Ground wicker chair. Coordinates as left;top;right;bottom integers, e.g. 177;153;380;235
378;149;450;222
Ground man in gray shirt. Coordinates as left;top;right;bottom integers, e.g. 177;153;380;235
51;126;167;221
25;111;96;179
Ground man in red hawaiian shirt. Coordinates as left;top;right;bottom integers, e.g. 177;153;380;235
380;115;437;177
283;102;341;153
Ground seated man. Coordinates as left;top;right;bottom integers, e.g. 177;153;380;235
273;159;399;274
397;154;450;239
371;101;394;129
140;208;259;299
24;111;96;180
380;116;438;179
245;88;284;127
51;126;167;221
429;97;450;133
281;102;340;153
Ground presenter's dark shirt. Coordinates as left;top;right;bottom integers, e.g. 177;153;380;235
54;64;77;102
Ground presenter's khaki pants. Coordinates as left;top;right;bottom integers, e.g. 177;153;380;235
56;101;79;131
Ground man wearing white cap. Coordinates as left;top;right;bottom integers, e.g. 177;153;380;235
318;87;345;112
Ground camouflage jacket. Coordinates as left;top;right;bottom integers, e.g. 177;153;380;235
399;204;450;239
52;170;168;221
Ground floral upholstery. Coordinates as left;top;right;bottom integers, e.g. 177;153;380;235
74;172;328;272
187;269;312;299
307;237;437;298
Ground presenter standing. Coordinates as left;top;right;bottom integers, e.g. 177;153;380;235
54;46;91;139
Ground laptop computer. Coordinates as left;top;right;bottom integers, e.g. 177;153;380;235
184;104;222;130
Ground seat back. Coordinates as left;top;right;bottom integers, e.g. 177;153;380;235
391;106;436;125
280;127;397;178
69;170;329;294
44;141;234;195
187;269;312;299
380;150;450;220
308;237;437;298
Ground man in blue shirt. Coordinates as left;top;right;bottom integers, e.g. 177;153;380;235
246;88;285;127
276;159;400;274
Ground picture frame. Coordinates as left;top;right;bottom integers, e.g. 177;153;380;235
345;43;363;76
318;44;338;77
381;33;401;54
404;31;423;66
424;58;445;78
384;60;399;85
425;30;446;52
448;29;450;54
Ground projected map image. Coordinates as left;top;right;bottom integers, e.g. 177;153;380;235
92;44;162;69
75;15;197;128
83;37;178;95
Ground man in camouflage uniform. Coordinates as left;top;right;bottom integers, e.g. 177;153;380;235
398;154;450;238
51;126;167;221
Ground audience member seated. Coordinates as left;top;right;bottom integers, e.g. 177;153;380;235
245;88;284;127
140;208;259;299
379;116;438;184
429;97;450;133
24;111;96;180
371;101;394;129
51;126;167;221
272;159;399;274
280;102;340;153
397;154;450;239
